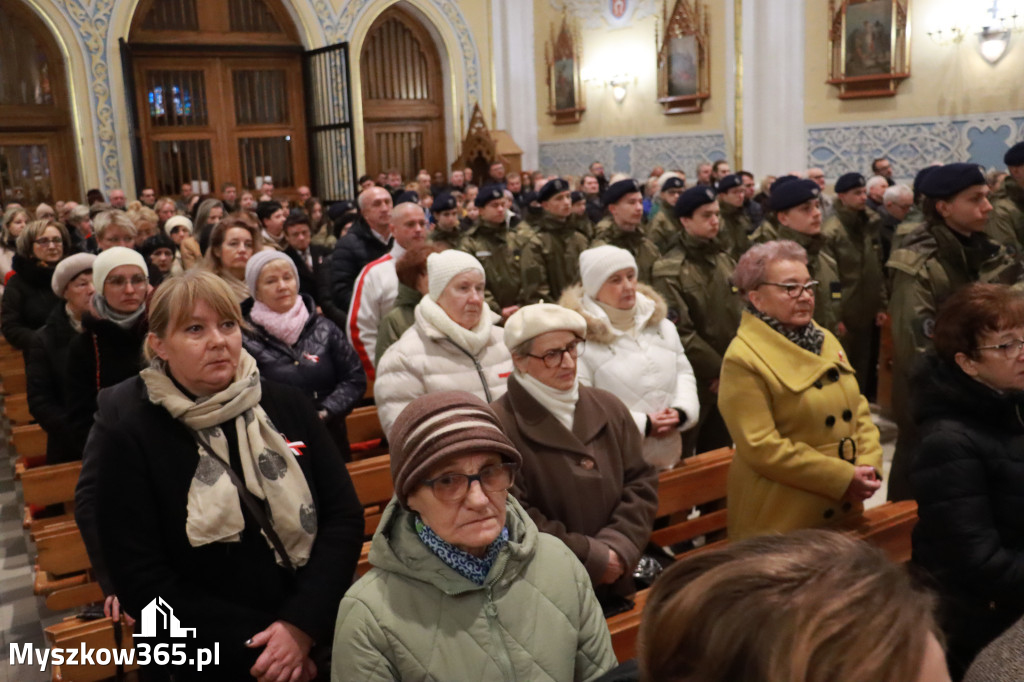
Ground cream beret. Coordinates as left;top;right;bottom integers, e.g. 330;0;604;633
163;215;193;237
503;303;587;351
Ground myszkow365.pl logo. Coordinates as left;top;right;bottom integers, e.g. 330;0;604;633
10;597;220;672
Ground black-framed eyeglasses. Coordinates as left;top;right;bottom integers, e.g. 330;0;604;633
760;281;819;298
34;237;63;247
420;462;519;501
976;338;1024;360
526;338;585;368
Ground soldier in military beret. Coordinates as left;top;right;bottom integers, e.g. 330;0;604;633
591;179;660;283
822;171;889;400
394;190;419;206
887;162;1023;501
750;175;803;242
753;179;843;335
519;178;590;304
570;190;595;242
648;173;688;252
428;191;463;249
716;173;753;260
458;185;528;318
652;186;741;452
985;141;1024;255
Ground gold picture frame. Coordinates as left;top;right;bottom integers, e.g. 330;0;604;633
827;0;911;99
656;0;710;115
545;14;585;125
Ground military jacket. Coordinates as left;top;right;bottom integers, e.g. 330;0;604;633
718;201;753;261
986;176;1024;256
519;212;590;304
652;230;742;384
428;226;463;250
591;217;661;284
648;199;683;253
750;214;781;243
822;204;888;330
571;213;595;244
460;219;528;312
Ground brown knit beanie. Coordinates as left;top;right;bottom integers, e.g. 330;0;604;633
389;391;523;509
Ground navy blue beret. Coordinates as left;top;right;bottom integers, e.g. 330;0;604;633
394;190;419;206
918;163;986;199
327;200;356;221
675;186;717;218
717;174;743;192
769;179;821;212
835;172;866;194
537;178;571;202
913;166;936;198
570;191;585;204
603;179;643;207
474;185;504;208
434;191;458;212
660;176;686;192
1005;142;1024;167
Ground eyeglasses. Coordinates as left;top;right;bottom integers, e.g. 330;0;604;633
34;237;62;246
106;274;148;288
526;338;585;368
420;463;518;501
977;338;1024;360
761;281;819;298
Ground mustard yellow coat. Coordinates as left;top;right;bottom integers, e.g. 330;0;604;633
718;312;883;540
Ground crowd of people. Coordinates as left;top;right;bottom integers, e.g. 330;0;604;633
3;145;1024;680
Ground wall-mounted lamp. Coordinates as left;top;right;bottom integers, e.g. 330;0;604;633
927;1;1020;65
979;26;1012;64
609;75;631;103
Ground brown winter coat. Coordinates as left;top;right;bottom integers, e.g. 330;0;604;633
491;375;659;598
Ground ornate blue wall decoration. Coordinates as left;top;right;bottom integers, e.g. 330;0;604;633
807;112;1024;179
539;131;728;176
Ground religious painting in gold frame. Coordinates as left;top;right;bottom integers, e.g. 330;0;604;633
545;14;585;125
656;0;710;115
827;0;910;99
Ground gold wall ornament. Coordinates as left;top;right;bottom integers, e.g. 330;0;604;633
545;13;586;125
656;0;711;115
827;0;911;99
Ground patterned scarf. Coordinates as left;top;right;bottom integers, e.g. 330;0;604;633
415;517;509;586
140;349;317;568
748;305;825;355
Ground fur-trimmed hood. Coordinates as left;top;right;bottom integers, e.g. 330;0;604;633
558;282;667;345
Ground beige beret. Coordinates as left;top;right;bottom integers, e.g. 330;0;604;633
503;303;587;351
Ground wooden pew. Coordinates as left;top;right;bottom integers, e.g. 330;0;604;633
34;521;103;611
12;423;48;474
5;391;33;425
835;500;918;564
45;616;139;681
648;447;733;554
347;405;386;459
21;461;81;534
0;365;26;395
348;454;393;538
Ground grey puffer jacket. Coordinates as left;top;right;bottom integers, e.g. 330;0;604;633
332;496;617;682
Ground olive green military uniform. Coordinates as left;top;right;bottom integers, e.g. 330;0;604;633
428;226;463;250
653;230;742;451
822;203;888;398
570;213;595;244
751;223;843;336
519;212;590;304
718;201;753;261
750;214;780;242
986;176;1024;256
890;205;924;255
460;218;529;313
374;283;422;366
648;198;682;253
591;216;661;284
886;222;1022;501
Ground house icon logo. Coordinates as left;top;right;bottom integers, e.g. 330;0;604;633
135;597;197;639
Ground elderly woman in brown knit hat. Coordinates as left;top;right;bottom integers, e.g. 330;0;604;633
332;391;616;682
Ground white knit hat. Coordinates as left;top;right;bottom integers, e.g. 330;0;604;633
579;245;637;299
427;250;485;301
163;215;193;237
504;303;587;351
92;246;148;291
245;250;297;297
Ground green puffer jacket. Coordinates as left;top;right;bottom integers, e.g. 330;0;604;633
331;496;617;682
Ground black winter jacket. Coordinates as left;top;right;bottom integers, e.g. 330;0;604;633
910;355;1024;672
75;376;364;677
26;304;82;464
1;254;61;350
64;310;148;458
328;218;390;316
284;244;330;305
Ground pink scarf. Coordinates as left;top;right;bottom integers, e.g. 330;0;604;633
250;296;309;347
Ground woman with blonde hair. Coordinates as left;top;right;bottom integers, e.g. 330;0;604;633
126;204;160;247
638;530;950;682
203;215;261;302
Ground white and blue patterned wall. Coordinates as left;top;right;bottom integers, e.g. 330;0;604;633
539;131;729;177
807;111;1024;180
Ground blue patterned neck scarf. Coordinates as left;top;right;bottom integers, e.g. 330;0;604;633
415;518;509;586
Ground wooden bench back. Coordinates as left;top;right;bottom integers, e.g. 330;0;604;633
649;447;733;550
5;391;32;425
347;454;394;538
45;616;139;681
21;461;81;508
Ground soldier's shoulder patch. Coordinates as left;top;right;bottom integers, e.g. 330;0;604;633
922;317;935;339
830;281;843;300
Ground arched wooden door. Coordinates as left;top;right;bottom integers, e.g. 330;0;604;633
360;7;446;181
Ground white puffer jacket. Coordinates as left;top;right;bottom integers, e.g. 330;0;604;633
560;283;700;469
375;303;514;436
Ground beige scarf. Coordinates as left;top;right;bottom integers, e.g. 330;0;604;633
140;349;316;568
416;294;496;356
